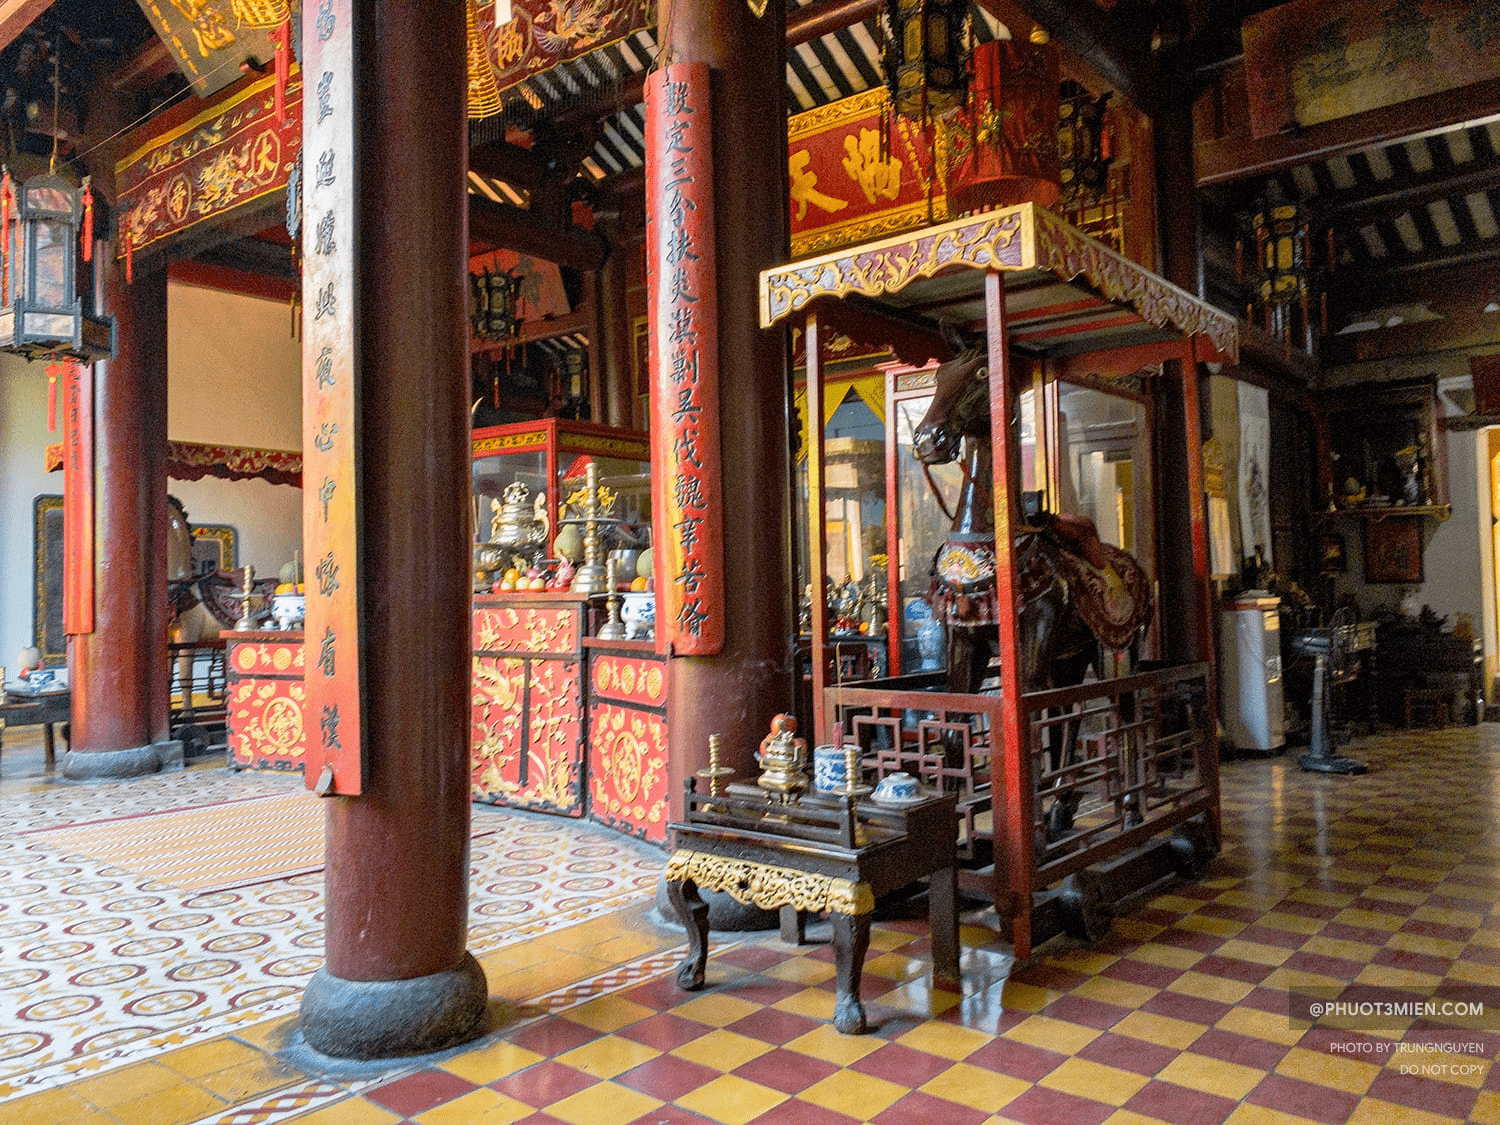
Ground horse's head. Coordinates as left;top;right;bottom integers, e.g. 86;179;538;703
166;494;197;583
912;344;989;465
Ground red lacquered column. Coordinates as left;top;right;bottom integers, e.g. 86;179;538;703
297;0;486;1058
65;253;171;780
654;0;794;811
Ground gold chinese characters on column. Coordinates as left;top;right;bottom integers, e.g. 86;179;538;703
300;0;365;795
646;63;724;656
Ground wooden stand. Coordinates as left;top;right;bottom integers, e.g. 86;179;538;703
665;779;959;1034
0;685;70;770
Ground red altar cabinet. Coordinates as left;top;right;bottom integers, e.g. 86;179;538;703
471;593;588;815
585;638;670;844
224;630;307;770
470;419;661;832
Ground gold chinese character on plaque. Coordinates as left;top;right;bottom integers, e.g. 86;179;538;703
841;127;902;204
788;150;848;220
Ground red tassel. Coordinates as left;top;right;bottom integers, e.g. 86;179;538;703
80;177;93;262
125;212;134;284
272;17;291;125
46;362;59;433
1;167;12;305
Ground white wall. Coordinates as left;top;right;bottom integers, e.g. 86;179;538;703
166;283;303;580
1419;424;1483;629
0;282;302;670
0;352;61;669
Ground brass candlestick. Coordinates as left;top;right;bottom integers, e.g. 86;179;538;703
596;558;626;639
841;738;872;845
231;565;259;631
572;461;608;595
697;733;735;810
840;738;872;800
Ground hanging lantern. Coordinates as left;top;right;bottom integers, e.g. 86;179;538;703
0;172;114;362
470;266;523;344
882;0;971;120
946;39;1060;215
1238;198;1314;349
1057;80;1113;206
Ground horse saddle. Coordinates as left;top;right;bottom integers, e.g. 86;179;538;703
928;516;1152;647
1042;540;1152;652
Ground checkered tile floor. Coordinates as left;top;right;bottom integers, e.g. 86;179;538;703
4;723;1500;1125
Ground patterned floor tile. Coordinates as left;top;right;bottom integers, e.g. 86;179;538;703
5;722;1500;1125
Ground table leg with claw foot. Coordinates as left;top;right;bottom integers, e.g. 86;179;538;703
830;911;871;1034
666;877;709;991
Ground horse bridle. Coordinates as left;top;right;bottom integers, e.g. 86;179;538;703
920;362;987;525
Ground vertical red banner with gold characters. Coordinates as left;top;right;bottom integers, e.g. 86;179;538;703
301;0;365;796
646;62;724;656
60;360;93;635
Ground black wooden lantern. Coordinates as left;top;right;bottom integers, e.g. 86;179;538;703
0;173;114;362
1057;80;1113;205
1237;196;1315;349
883;0;971;119
471;266;523;344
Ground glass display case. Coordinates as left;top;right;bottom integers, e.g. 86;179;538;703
472;419;652;585
796;396;892;682
891;381;960;675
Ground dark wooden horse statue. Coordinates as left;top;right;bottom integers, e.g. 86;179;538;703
912;343;1153;833
167;495;277;646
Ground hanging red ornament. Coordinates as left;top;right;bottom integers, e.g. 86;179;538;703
271;17;291;125
80;176;94;262
125;211;134;284
46;361;61;432
1;167;13;305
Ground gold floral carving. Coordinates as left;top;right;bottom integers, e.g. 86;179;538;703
1031;208;1240;362
761;209;1026;327
761;203;1240;363
232;681;305;759
665;850;875;915
790;202;949;260
787;87;889;141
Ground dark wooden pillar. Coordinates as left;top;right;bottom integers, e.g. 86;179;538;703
297;0;486;1059
655;0;793;806
1154;96;1201;297
1153;358;1198;664
65;252;174;780
593;241;635;429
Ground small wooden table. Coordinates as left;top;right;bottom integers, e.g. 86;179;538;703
665;780;960;1034
0;685;70;770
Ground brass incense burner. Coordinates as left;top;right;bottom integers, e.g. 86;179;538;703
490;480;550;557
756;713;808;804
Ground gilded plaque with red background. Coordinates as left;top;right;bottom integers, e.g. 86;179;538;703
116;71;301;258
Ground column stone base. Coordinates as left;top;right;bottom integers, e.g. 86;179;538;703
62;739;183;781
299;951;487;1060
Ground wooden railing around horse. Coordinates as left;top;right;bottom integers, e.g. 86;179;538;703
824;663;1218;957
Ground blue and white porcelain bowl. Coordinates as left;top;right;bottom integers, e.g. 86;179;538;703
873;771;921;804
